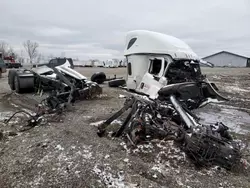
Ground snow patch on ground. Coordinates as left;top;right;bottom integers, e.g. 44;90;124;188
93;164;126;187
213;103;250;112
56;144;64;151
149;140;198;186
196;107;250;134
97;94;108;98
0;111;23;125
90;120;105;127
0;111;15;121
29;174;45;188
119;94;126;98
120;142;131;153
10;102;19;108
82;116;92;120
90;119;123;127
33;143;93;186
133;143;154;154
212;75;221;80
225;85;249;94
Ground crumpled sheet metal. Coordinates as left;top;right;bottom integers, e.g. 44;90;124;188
97;95;241;170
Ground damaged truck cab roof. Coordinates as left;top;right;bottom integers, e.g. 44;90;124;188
124;30;198;60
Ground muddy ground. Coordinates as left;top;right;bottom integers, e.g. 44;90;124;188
0;67;250;188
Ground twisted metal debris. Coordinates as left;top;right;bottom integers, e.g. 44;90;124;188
97;95;241;170
4;60;102;132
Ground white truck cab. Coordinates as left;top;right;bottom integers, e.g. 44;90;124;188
124;30;202;98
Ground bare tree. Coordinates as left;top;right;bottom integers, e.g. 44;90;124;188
23;40;39;64
0;41;9;56
17;55;25;64
16;50;25;64
36;53;43;64
0;42;19;61
7;47;18;59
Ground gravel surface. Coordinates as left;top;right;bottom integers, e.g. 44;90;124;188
0;67;250;188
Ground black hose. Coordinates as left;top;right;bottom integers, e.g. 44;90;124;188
4;110;35;124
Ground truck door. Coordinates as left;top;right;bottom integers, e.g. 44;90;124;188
138;57;166;97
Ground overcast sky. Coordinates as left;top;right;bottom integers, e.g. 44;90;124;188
0;0;249;60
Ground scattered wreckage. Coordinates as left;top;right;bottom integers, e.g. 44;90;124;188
2;31;247;171
5;58;102;130
8;58;102;107
97;95;241;170
96;30;244;170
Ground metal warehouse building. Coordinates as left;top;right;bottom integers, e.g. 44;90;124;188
202;51;250;67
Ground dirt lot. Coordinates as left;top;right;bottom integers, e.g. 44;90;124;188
0;67;250;188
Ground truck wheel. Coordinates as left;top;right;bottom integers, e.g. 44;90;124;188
91;72;106;84
8;70;17;90
14;73;34;93
0;69;2;78
14;74;22;93
108;79;126;87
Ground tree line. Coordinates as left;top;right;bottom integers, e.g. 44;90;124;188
0;40;41;64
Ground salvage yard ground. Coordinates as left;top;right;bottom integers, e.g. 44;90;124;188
0;67;250;188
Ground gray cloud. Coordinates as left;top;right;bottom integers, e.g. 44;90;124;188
0;0;249;59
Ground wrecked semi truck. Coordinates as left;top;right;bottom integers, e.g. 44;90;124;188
97;31;241;170
7;58;102;110
109;30;225;108
4;58;103;132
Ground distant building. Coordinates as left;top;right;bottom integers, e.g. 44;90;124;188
202;51;250;67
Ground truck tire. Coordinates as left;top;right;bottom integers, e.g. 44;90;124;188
15;74;34;94
14;73;22;93
108;79;126;87
8;70;17;90
91;72;106;84
0;69;2;78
